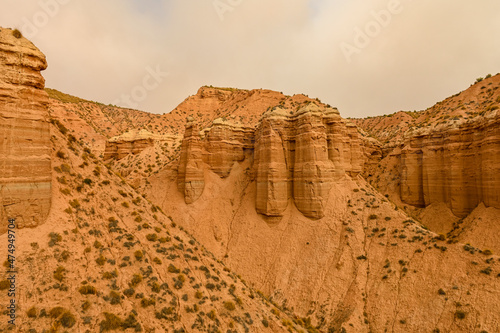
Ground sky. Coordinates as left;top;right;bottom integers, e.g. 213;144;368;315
2;0;500;118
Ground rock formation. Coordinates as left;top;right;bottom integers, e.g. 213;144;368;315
177;104;365;218
202;118;254;178
177;118;205;204
0;28;52;233
400;112;500;217
103;129;177;160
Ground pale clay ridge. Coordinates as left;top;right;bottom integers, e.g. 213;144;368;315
0;27;51;233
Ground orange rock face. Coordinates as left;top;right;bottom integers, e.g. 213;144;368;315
400;112;500;217
177;104;366;219
177;119;205;204
0;28;51;232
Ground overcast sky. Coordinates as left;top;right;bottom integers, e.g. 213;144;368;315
2;0;500;118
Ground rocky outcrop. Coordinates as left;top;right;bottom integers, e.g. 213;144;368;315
103;129;177;160
400;112;500;217
177;118;205;204
292;105;335;219
202;119;254;178
177;104;366;219
0;28;51;232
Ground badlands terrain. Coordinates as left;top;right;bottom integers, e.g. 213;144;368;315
1;27;499;332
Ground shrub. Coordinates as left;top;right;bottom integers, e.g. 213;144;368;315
368;214;378;220
12;29;22;39
53;266;65;282
123;288;135;297
96;255;106;266
195;290;203;299
130;274;143;287
153;257;162;265
134;250;143;261
168;264;180;274
109;291;121;305
122;202;130;208
49;307;65;318
483;249;493;256
79;285;97;295
455;310;466;319
102;270;117;279
69;199;80;209
0;280;10;290
60;311;76;328
26;306;37;318
48;232;62;247
56;150;66;159
82;301;91;311
100;312;123;331
146;233;158;242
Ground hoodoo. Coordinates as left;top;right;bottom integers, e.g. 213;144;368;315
177;103;367;219
0;28;51;233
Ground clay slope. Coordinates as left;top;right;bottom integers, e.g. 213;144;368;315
144;103;500;332
0;106;301;333
0;28;51;233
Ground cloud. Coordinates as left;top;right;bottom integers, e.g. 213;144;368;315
1;0;499;117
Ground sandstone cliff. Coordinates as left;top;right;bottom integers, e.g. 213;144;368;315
356;74;500;221
176;103;365;219
400;111;500;217
0;28;51;232
177;118;205;203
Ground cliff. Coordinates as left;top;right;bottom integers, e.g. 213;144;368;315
0;28;51;232
400;111;500;217
176;103;365;219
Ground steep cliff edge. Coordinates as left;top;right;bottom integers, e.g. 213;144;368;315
0;28;51;232
176;103;364;219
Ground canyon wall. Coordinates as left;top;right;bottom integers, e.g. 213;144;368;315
177;104;365;219
400;112;500;217
0;28;51;232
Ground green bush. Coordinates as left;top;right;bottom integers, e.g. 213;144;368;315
224;301;236;311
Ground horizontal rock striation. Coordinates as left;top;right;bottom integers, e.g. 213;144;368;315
0;28;51;232
400;112;500;217
177;118;205;204
103;129;177;160
177;104;366;219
